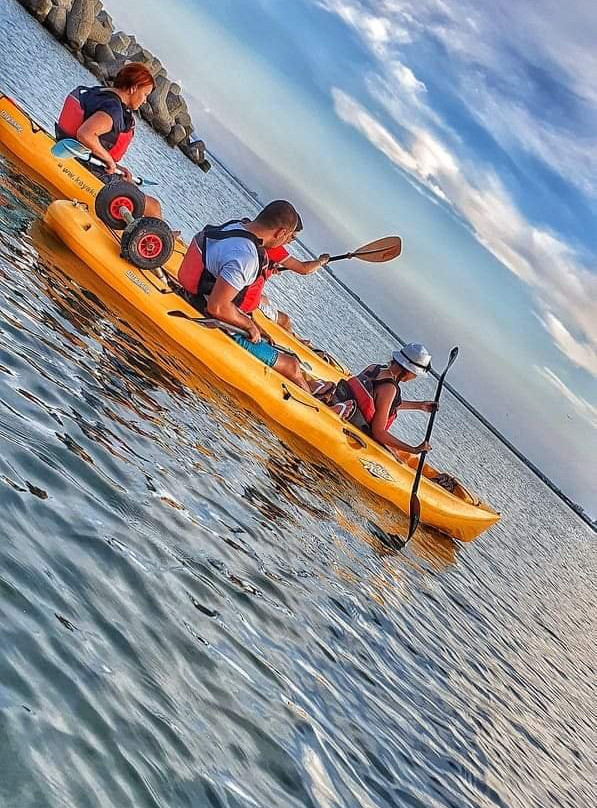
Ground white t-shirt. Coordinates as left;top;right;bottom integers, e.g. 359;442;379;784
204;222;259;291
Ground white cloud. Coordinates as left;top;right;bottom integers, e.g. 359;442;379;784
331;89;597;377
535;366;597;429
320;0;597;381
317;0;410;50
317;0;597;197
332;88;417;172
537;313;597;377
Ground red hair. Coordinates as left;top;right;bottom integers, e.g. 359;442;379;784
113;63;155;91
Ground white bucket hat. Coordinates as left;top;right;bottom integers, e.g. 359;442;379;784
391;343;432;375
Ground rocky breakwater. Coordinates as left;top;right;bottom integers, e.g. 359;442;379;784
18;0;211;172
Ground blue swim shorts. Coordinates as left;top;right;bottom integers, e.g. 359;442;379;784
232;334;279;367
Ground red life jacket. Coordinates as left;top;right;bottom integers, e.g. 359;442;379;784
56;86;135;162
238;244;289;313
238;263;278;313
340;365;402;432
178;220;269;311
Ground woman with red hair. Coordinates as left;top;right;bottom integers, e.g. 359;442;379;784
56;63;161;217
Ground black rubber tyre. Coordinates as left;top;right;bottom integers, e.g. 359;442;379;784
120;217;175;270
94;180;145;230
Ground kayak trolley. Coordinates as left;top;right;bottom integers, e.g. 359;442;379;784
94;181;175;271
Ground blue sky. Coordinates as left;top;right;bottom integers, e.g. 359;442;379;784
103;0;597;514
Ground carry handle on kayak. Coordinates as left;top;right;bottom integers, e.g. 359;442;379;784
50;138;158;187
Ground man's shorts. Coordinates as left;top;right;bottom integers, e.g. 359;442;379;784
258;297;279;322
232;334;279;367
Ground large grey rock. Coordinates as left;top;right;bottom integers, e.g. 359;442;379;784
181;139;205;162
22;0;53;21
147;76;174;135
97;9;112;27
92;61;110;82
88;10;113;46
139;102;153;122
139;102;154;123
147;57;164;78
175;109;192;129
94;43;114;64
103;55;126;80
125;45;152;63
66;0;96;49
109;31;131;54
82;38;97;59
166;123;187;147
166;90;185;117
45;4;68;37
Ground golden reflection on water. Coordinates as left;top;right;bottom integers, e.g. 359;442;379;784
29;217;460;573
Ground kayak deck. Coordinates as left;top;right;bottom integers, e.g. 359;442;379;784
0;90;347;382
43;199;499;541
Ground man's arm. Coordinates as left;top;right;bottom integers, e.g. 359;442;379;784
206;277;261;343
279;254;330;275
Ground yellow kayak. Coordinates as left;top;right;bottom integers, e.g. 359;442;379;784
0;90;346;380
43;199;499;541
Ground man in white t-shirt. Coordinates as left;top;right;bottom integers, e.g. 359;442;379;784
178;200;313;391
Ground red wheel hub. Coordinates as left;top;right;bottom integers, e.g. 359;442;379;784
108;196;134;220
137;233;163;259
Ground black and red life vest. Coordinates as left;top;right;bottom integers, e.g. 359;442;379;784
238;262;279;313
178;220;269;312
338;364;402;432
56;86;135;162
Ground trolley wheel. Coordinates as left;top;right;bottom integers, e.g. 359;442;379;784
120;217;175;270
95;180;145;230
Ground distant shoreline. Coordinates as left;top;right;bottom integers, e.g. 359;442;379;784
207;157;595;531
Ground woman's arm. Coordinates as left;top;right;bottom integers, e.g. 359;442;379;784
76;112;132;180
370;384;431;454
399;399;437;413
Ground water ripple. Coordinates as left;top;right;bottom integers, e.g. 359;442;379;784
1;4;596;806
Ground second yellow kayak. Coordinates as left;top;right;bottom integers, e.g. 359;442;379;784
42;198;500;541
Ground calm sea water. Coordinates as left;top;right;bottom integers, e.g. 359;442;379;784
1;3;595;807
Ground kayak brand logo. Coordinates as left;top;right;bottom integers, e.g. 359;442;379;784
58;163;97;197
0;110;23;132
125;269;150;294
360;459;394;481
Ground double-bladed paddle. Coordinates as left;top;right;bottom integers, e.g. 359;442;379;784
397;346;459;548
50;138;158;187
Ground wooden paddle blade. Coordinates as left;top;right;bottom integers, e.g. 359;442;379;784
352;236;402;262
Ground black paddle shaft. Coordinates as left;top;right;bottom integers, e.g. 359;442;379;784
402;346;459;545
328;245;388;262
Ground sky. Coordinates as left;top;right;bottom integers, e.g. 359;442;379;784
102;0;597;515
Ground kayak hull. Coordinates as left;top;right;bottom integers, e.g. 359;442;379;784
0;91;346;382
43;199;500;541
